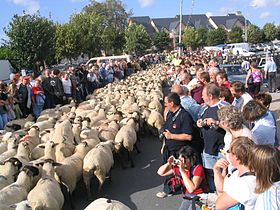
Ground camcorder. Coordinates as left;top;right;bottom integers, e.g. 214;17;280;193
173;159;181;165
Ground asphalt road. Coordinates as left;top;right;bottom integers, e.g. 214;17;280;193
62;134;183;210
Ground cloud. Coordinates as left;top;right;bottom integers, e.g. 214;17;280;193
259;11;271;18
219;7;236;15
250;0;280;8
138;0;155;8
9;0;40;14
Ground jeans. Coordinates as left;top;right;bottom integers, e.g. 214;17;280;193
202;151;221;192
268;72;277;92
179;199;201;210
0;113;8;130
33;104;44;118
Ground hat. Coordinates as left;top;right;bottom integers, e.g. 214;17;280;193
84;198;131;210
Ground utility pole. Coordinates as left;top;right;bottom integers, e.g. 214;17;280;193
244;15;248;42
179;0;183;56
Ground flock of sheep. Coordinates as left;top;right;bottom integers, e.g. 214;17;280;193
0;65;166;210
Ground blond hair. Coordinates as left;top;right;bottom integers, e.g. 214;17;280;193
249;145;280;193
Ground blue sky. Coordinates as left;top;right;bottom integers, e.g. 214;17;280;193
1;0;280;44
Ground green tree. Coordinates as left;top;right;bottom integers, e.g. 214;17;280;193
247;24;264;44
197;28;208;47
0;46;14;60
153;31;170;51
227;26;243;43
55;23;79;62
263;23;277;41
182;27;199;49
83;0;131;54
4;13;56;69
206;27;227;46
70;12;104;57
125;23;151;55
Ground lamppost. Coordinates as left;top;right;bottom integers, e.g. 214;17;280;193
179;0;183;56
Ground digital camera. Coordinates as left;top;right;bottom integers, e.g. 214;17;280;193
173;159;181;165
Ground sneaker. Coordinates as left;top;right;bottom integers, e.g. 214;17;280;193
156;191;172;198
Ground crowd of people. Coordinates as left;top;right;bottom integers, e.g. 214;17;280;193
0;55;162;130
156;51;279;210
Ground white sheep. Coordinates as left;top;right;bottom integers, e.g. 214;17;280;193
55;142;91;207
27;159;64;210
0;138;18;163
114;118;139;168
84;198;130;210
3;200;32;210
55;142;75;163
98;120;120;142
0;165;39;207
52;119;75;145
31;117;56;132
147;109;164;135
83;141;114;198
0;157;22;190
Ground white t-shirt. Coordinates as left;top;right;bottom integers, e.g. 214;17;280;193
254;181;280;210
224;170;257;210
61;78;72;94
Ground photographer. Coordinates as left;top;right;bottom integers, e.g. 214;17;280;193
157;146;208;209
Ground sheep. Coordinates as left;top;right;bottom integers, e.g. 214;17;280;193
0;165;39;207
83;141;114;199
148;99;163;113
30;141;58;164
147;109;164;135
114;118;140;168
39;129;54;143
72;116;83;145
0;157;22;190
27;159;64;210
98;120;120;142
4;115;34;132
52;119;75;145
0;138;18;163
2;200;32;210
89;109;106;128
84;198;131;210
55;142;75;163
31;117;56;132
55;142;91;207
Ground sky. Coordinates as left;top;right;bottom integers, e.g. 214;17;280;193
1;0;280;44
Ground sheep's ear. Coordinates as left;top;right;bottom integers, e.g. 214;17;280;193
0;161;4;165
22;165;39;177
53;162;62;167
31;125;40;131
52;143;59;148
38;145;45;149
8;204;17;209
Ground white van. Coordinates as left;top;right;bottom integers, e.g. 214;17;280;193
0;60;14;82
232;48;255;57
227;42;250;51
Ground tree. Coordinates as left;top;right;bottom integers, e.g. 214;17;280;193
197;28;208;47
227;26;243;43
153;31;170;51
0;46;14;60
182;27;199;49
4;13;56;69
82;0;131;54
247;24;264;44
206;27;227;46
263;23;277;41
70;12;104;57
125;23;151;55
55;23;79;62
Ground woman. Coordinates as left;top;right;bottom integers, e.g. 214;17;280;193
246;61;262;97
31;79;45;119
0;83;9;129
249;145;280;210
217;105;254;153
214;137;257;210
242;100;276;145
157;146;208;210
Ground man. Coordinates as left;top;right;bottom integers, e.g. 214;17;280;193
230;81;252;111
18;76;32;118
264;57;277;93
160;92;194;162
171;84;201;121
157;92;194;198
197;83;228;192
216;71;231;89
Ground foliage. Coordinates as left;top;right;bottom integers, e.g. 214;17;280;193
263;23;277;42
0;46;14;60
197;28;208;47
125;23;151;55
55;23;79;62
247;24;264;44
227;26;243;43
153;31;170;51
4;13;56;69
206;27;227;46
70;12;104;57
182;27;200;49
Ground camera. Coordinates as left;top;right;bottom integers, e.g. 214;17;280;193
159;133;165;141
200;119;208;127
173;159;181;165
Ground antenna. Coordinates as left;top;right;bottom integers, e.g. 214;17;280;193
187;0;195;27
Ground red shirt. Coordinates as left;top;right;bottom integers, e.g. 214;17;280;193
173;164;209;195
